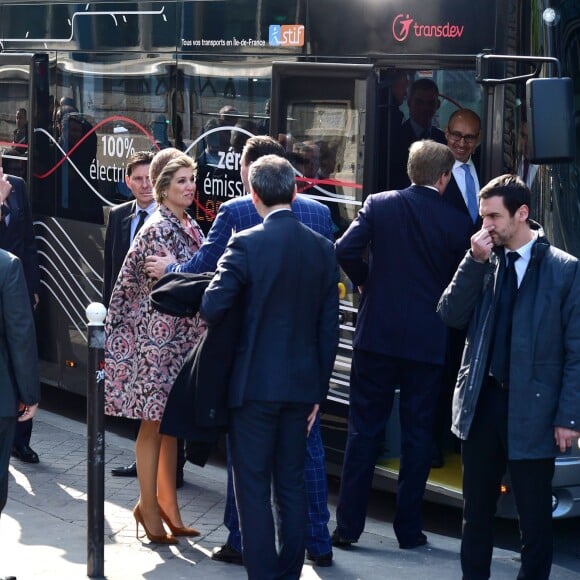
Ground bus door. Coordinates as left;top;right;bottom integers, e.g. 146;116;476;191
270;61;375;460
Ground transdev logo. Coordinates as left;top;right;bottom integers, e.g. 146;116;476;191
392;13;465;42
269;25;305;47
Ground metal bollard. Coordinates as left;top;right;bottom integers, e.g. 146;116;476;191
86;302;107;578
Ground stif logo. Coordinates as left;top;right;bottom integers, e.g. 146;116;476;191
269;25;305;47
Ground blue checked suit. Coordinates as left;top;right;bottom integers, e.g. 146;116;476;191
170;193;334;557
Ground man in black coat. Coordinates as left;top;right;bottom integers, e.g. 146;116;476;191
391;78;446;189
0;165;41;464
103;151;155;307
200;155;339;580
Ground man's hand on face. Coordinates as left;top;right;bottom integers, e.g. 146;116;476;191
471;226;494;263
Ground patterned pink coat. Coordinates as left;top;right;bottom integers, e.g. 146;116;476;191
104;205;206;421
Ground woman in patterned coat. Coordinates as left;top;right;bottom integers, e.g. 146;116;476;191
105;151;206;544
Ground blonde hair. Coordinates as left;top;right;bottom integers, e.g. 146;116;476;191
150;150;196;203
149;147;184;186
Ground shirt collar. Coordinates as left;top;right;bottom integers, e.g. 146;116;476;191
263;207;292;222
505;233;536;259
136;200;157;216
453;158;473;170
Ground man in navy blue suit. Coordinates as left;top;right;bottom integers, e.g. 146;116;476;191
0;165;41;465
145;136;337;567
200;154;339;580
332;140;472;550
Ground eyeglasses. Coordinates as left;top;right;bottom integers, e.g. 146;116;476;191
447;130;479;145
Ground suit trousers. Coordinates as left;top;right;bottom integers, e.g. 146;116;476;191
336;350;443;545
230;400;311;580
223;413;332;556
0;417;16;513
461;383;555;580
13;417;32;448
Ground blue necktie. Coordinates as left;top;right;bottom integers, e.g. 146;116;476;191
461;164;478;223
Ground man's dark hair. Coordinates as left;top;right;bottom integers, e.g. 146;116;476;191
408;78;440;100
248;154;295;207
478;174;531;217
126;150;154;177
241;135;285;166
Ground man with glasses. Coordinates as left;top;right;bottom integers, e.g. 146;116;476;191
432;109;483;469
444;109;482;229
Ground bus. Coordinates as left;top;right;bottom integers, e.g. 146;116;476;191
0;0;578;518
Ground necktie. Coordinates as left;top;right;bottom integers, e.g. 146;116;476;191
133;210;148;240
489;251;521;383
0;204;10;233
461;164;478;223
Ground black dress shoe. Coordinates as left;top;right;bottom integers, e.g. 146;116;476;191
11;445;39;464
1;575;17;579
111;461;137;477
211;543;243;564
306;551;333;567
399;532;428;549
331;529;355;548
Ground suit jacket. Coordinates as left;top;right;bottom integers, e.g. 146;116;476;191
442;156;482;231
201;210;340;408
103;200;135;307
391;121;447;189
0;176;40;302
172;193;334;274
335;185;472;365
0;250;40;418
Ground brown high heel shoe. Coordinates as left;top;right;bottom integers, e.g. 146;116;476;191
159;506;200;537
133;504;179;545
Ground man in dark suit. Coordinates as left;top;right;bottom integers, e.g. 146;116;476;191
200;155;339;580
0;249;40;520
443;109;482;226
432;109;483;468
391;78;446;189
146;136;336;567
0;165;41;465
332;140;472;550
103;151;155;307
103;151;156;478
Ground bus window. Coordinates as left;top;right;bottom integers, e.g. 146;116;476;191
45;54;176;224
0;64;29;181
178;57;272;232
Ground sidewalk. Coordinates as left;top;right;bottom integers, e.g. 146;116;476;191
1;409;577;579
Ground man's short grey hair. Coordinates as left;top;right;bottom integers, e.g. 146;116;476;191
407;140;455;186
248;154;296;207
